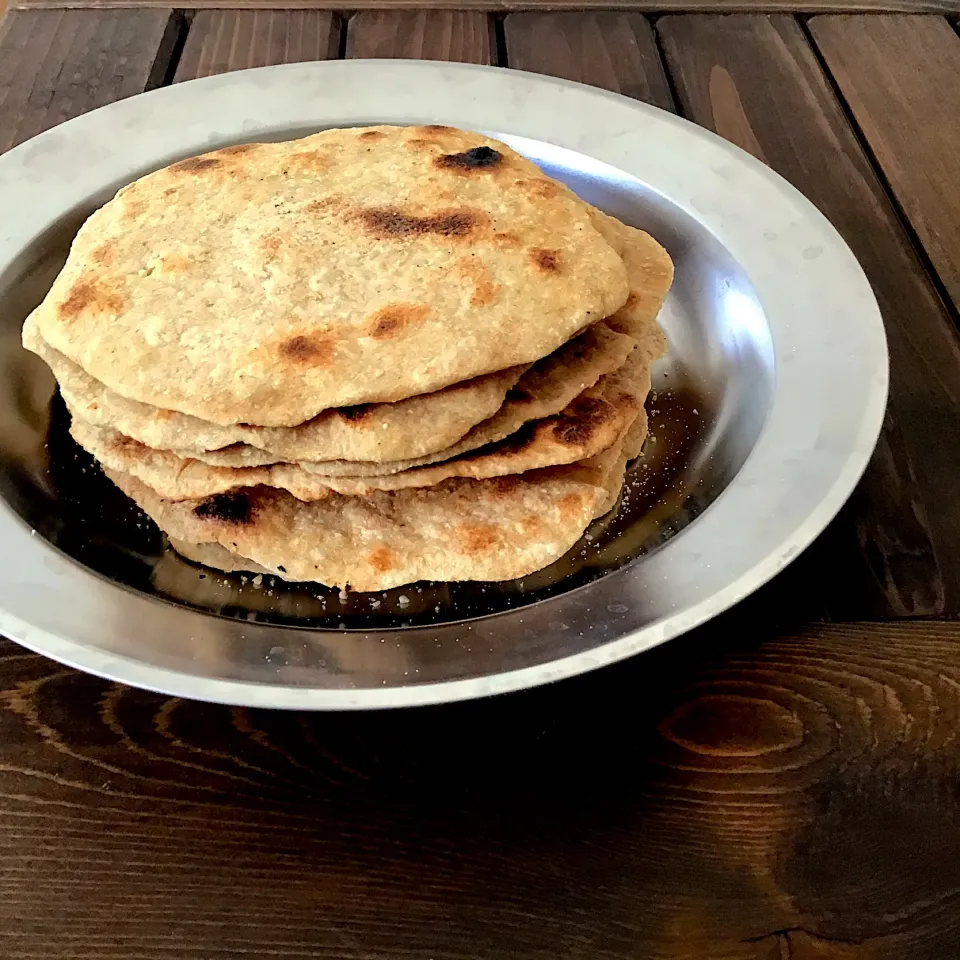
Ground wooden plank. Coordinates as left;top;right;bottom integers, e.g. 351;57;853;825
11;0;960;11
174;10;339;80
504;12;673;108
0;8;181;154
809;15;960;317
346;10;493;63
3;620;960;957
658;14;960;617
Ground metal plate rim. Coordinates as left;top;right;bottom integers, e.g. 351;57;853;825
0;60;889;708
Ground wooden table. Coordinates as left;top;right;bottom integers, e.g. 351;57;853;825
3;3;960;957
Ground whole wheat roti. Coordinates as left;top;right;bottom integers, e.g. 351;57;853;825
33;125;629;426
68;348;646;501
106;437;628;590
177;214;670;477
286;217;671;478
186;320;635;473
25;312;527;465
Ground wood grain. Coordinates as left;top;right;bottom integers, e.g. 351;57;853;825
504;11;673;107
809;15;960;317
11;0;960;11
2;620;960;957
346;10;493;62
658;14;960;618
0;8;181;154
174;9;339;80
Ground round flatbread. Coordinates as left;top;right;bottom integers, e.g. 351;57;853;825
34;125;629;426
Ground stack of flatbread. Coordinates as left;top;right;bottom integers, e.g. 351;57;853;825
23;125;673;591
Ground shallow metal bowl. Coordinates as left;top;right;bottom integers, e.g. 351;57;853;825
0;61;888;708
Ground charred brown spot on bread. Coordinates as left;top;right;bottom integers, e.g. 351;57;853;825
490;476;523;497
554;396;612;446
287;150;329;173
367;303;430;339
517;178;561;200
531;248;562;273
519;515;542;535
358;130;384;141
624;292;639;310
90;243;115;266
455;257;500;307
419;125;455;134
458;522;498;554
305;196;346;216
57;279;128;323
158;255;192;275
121;199;147;222
367;547;395;573
558;492;587;520
338;404;375;423
278;333;335;366
218;144;256;156
169;156;222;174
259;233;284;259
357;206;485;240
493;231;521;249
193;492;255;525
435;146;503;173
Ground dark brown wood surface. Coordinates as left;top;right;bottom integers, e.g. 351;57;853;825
175;9;339;78
4;620;960;959
0;8;180;153
504;11;673;105
3;7;960;959
346;10;494;62
809;14;960;317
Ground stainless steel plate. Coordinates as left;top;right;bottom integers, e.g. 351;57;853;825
0;61;887;708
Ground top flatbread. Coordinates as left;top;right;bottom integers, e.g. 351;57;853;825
31;125;629;426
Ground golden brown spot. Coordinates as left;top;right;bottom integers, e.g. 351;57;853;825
259;233;284;259
158;255;192;275
287;150;329;173
458;522;499;555
490;476;523;497
194;492;255;526
357;206;485;240
558;492;586;520
57;279;128;323
405;139;437;152
624;292;639;310
531;248;562;273
435;146;503;174
553;397;612;447
90;243;115;266
517;178;561;200
358;130;384;141
152;408;174;422
278;333;335;366
455;257;500;308
493;231;521;249
519;515;542;536
418;125;455;134
163;188;177;198
218;143;256;156
367;303;430;340
367;547;395;574
169;156;222;174
120;198;147;223
304;196;345;216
